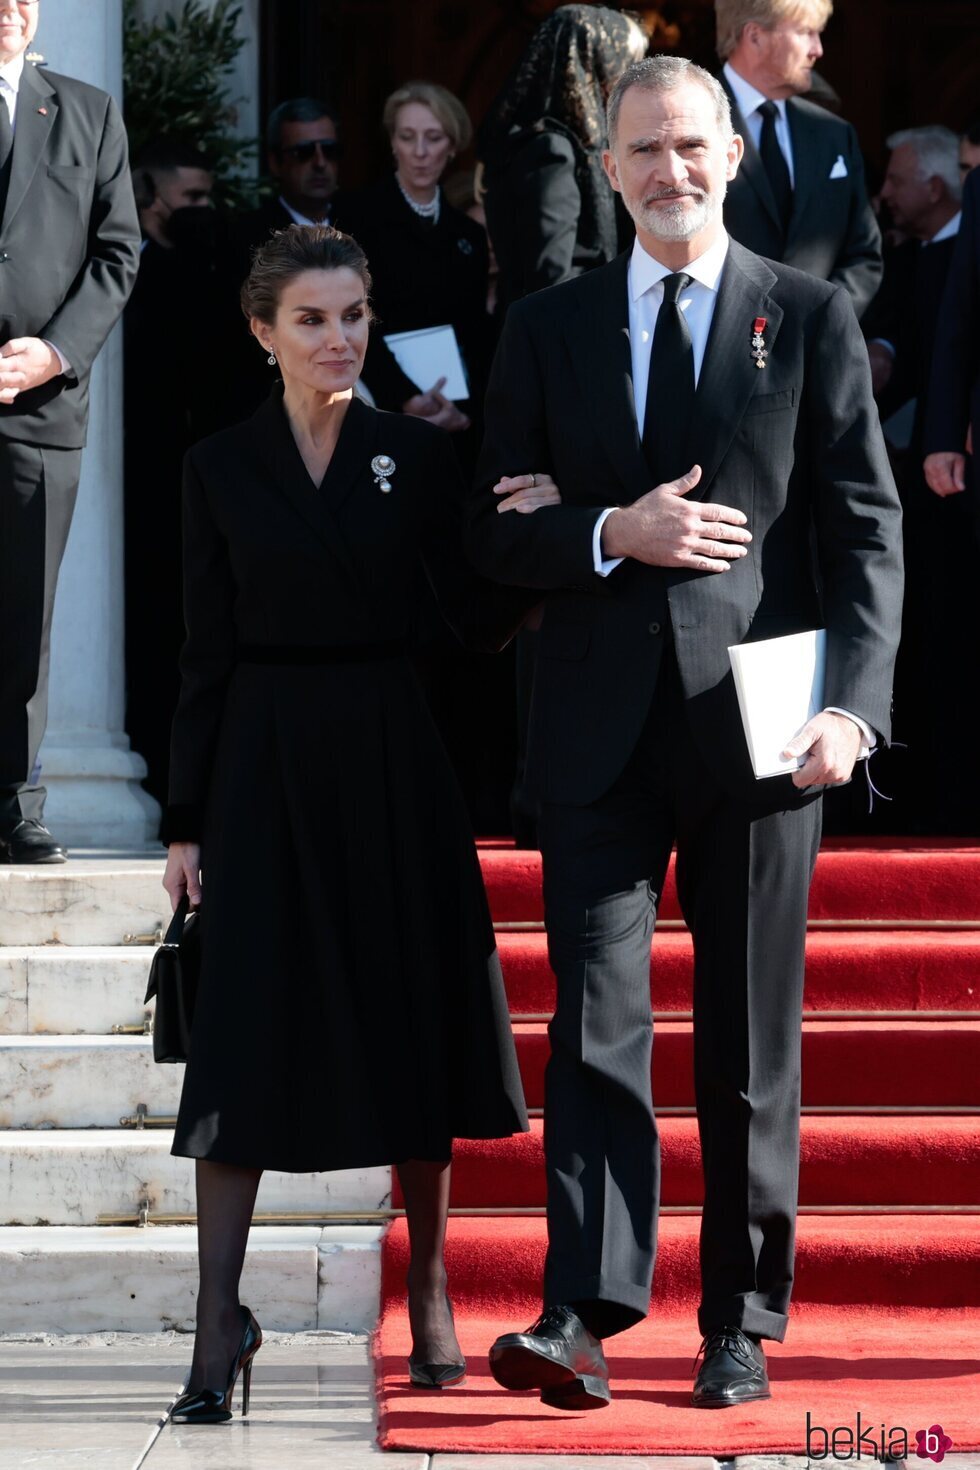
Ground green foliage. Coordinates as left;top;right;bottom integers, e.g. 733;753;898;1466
122;0;259;210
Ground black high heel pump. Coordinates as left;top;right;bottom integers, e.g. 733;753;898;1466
171;1305;262;1424
407;1291;466;1389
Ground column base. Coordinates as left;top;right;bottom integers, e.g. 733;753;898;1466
36;733;161;848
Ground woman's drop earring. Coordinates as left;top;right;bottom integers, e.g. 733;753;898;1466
267;349;277;366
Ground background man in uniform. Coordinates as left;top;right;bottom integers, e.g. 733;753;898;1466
716;0;881;318
0;0;140;862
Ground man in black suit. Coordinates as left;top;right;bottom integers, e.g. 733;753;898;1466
867;127;962;409
924;165;980;516
715;0;881;319
468;56;902;1410
860;127;968;833
960;119;980;183
124;140;221;808
0;2;140;862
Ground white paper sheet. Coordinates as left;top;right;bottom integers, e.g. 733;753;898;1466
728;629;827;779
382;324;469;401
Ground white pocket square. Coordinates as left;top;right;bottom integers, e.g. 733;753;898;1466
829;154;848;179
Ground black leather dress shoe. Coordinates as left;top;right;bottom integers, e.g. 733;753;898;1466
489;1304;610;1410
0;820;67;864
692;1325;770;1408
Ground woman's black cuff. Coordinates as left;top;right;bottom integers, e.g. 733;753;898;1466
160;804;203;846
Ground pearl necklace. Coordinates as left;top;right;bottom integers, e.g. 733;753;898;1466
396;175;440;223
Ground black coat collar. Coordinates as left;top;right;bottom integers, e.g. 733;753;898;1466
249;386;378;583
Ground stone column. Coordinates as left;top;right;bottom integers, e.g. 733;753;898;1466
35;0;160;848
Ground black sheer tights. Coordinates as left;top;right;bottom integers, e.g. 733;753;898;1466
397;1158;461;1365
188;1159;262;1390
187;1155;459;1391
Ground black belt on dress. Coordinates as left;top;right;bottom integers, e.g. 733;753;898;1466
236;641;408;665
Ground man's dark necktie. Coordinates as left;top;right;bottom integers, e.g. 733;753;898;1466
0;98;13;222
642;272;695;485
757;99;792;235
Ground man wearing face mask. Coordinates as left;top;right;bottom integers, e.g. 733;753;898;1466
123;139;223;809
0;0;140;863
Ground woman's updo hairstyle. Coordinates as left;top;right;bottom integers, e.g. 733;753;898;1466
241;224;373;324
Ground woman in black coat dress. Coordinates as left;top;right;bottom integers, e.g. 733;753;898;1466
478;5;647;315
161;225;560;1420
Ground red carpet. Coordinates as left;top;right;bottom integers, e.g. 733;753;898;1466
376;841;980;1453
482;840;980;923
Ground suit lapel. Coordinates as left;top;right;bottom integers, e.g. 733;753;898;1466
3;63;56;231
692;242;782;497
722;77;783;233
250;387;365;584
563;253;653;505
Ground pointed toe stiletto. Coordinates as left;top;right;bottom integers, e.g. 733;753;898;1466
407;1357;467;1389
171;1305;262;1424
407;1288;465;1388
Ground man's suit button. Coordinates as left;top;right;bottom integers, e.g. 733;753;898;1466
648;621;662;635
0;252;9;263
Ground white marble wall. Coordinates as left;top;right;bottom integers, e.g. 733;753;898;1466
0;1131;391;1226
0;1223;383;1333
1;948;155;1035
0;1036;176;1128
0;859;167;945
0;954;28;1033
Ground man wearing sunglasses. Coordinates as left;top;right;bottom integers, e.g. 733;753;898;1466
0;0;140;863
234;97;343;254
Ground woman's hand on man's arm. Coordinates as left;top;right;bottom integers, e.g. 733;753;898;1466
493;472;562;512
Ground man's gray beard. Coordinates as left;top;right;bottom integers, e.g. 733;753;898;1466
628;186;724;242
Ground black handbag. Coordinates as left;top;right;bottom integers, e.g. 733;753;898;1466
144;896;201;1063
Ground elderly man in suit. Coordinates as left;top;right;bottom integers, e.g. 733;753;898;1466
924;165;980;513
0;0;140;862
468;55;902;1412
715;0;881;319
861;127;968;833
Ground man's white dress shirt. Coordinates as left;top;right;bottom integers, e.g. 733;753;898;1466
723;61;795;186
280;197;335;228
0;52;25;127
592;232;729;574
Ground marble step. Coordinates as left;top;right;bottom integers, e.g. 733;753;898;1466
0;1223;383;1334
0;1036;179;1128
0;947;156;1035
0;854;167;947
0;1131;391;1226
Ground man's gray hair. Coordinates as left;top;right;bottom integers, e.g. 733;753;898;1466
886;125;962;203
606;56;733;150
267;97;339;152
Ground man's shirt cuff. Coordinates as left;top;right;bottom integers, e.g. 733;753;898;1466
824;707;875;760
43;341;72;376
593;507;625;576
